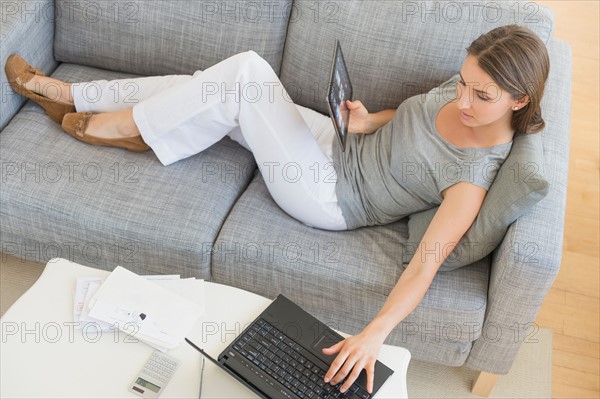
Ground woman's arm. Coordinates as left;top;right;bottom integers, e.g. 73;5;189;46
346;100;395;134
323;182;488;393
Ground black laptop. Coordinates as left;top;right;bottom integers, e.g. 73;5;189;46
186;294;393;399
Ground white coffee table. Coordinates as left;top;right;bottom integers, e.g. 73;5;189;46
0;258;410;398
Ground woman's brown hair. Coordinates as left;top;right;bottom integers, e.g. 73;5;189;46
467;24;550;134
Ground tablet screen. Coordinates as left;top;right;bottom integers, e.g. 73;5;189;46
327;40;353;151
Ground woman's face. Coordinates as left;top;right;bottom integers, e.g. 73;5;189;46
454;55;527;132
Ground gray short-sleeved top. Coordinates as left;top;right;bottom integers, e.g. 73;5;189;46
333;74;513;230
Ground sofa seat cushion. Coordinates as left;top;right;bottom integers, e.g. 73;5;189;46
212;172;490;366
0;63;256;278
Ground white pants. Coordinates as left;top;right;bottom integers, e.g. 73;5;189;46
71;51;347;231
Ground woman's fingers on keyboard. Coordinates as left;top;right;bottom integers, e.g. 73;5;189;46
339;359;366;392
330;348;362;386
324;344;349;383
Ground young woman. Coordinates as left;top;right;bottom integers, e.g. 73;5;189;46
6;24;549;394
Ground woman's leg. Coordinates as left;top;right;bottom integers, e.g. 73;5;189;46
132;50;346;231
23;72;197;113
70;74;197;113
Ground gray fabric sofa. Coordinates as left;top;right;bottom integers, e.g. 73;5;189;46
1;0;571;385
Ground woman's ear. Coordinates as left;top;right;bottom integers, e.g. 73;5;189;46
512;95;530;111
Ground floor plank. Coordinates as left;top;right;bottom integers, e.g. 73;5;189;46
553;332;600;360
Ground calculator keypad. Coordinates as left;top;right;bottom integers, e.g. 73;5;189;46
144;352;179;383
130;351;181;398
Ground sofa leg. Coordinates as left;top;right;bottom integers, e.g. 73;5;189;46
471;371;499;397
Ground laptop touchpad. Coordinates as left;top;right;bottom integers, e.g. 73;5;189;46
312;331;342;361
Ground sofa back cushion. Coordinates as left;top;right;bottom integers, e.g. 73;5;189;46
280;0;554;114
54;0;293;75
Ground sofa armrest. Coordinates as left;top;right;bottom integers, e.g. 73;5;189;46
1;0;57;130
465;38;573;375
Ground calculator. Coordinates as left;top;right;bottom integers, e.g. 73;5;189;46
129;350;181;398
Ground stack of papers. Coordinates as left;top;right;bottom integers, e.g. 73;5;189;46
73;266;205;351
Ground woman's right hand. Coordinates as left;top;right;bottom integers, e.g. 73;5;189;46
345;100;372;134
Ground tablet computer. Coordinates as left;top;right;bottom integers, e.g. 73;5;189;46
326;40;353;152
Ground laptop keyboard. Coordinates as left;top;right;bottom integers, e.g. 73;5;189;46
231;318;371;399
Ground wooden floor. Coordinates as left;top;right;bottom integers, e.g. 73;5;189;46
535;1;600;397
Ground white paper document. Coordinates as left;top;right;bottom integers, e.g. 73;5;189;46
79;280;115;331
73;277;106;326
73;274;184;331
83;266;204;351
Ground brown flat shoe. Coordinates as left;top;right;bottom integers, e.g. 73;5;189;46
5;54;75;124
61;112;151;152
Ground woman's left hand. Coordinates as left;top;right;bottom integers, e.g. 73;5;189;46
346;100;371;134
322;326;386;394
